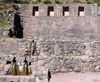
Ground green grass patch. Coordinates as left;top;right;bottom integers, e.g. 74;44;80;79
1;35;10;38
32;1;38;4
0;18;10;28
94;71;100;72
0;11;10;28
81;71;85;73
92;79;100;82
23;0;30;4
43;0;52;4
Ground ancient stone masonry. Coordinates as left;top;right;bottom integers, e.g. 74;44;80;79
1;3;100;82
1;55;100;81
0;56;48;82
20;4;100;41
1;39;100;57
36;40;100;57
0;38;26;56
1;38;100;81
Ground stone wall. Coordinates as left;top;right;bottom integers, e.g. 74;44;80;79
0;73;48;82
20;4;100;41
1;55;100;74
21;4;98;16
0;38;27;56
1;53;100;82
1;38;100;57
0;56;48;82
35;56;100;73
0;76;35;82
23;16;100;41
36;40;100;56
37;40;86;56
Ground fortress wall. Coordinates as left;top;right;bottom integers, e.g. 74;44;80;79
37;41;86;56
0;38;100;58
21;4;96;16
23;16;99;41
1;55;100;82
0;38;27;56
2;55;100;74
36;41;100;56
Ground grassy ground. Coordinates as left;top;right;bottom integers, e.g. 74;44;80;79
0;10;11;28
17;0;100;5
1;0;100;5
0;18;10;28
0;2;13;28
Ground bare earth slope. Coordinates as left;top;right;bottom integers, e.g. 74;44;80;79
50;72;100;82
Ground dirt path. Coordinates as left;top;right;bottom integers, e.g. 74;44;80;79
50;72;100;82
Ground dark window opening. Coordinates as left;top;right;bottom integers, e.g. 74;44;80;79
63;7;69;16
32;6;39;16
78;7;84;16
6;61;11;64
48;7;54;16
29;62;31;65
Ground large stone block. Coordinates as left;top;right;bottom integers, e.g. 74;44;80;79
4;64;10;72
74;65;81;72
0;76;6;82
20;77;25;82
60;67;67;72
24;77;31;82
6;76;20;82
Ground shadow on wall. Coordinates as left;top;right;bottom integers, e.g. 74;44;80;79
8;13;23;38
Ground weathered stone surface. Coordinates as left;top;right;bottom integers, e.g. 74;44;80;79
0;71;6;75
90;57;99;62
38;60;46;66
42;69;48;75
3;31;9;36
45;64;51;69
0;64;5;71
32;56;38;62
38;56;44;60
83;63;89;67
40;76;48;80
74;65;81;72
60;67;67;72
36;77;43;82
34;71;43;77
30;76;35;82
83;67;89;71
2;61;6;65
95;66;100;71
0;76;6;82
89;64;95;72
65;60;71;65
4;64;10;72
24;77;31;82
16;57;25;63
42;78;48;82
6;76;20;82
20;77;25;82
